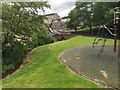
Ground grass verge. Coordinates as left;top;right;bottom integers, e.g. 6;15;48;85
2;36;113;88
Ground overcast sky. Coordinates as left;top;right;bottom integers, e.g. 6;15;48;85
39;0;76;17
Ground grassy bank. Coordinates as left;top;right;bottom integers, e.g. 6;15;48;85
3;36;113;88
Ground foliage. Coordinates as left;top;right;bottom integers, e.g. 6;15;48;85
2;41;25;73
93;2;117;26
2;2;53;73
67;9;79;31
67;2;118;34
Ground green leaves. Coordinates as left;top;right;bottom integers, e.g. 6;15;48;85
67;2;117;34
2;2;50;45
2;2;51;73
67;9;79;31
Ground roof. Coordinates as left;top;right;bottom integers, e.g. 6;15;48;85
61;16;69;19
43;13;58;16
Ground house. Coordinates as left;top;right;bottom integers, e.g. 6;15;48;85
44;13;62;30
43;13;72;41
61;16;70;29
61;16;70;23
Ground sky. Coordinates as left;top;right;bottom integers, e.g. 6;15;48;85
39;0;76;18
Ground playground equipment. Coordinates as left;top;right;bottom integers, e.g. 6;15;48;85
60;3;120;89
92;7;120;57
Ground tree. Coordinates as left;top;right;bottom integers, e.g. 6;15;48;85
2;2;52;73
93;2;117;26
67;2;118;35
2;2;50;47
76;2;94;34
67;9;79;31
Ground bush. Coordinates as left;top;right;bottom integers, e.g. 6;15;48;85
2;41;25;73
2;35;54;73
42;35;54;44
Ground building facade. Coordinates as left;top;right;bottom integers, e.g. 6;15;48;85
44;13;62;30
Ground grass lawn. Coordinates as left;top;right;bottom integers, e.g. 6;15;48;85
2;36;113;88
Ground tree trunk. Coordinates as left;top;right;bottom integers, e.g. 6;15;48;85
75;28;77;32
89;24;93;35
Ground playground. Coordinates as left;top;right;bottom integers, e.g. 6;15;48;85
60;45;118;88
2;2;120;89
60;7;120;88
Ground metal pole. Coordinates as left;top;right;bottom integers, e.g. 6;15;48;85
114;7;120;52
114;34;117;52
118;10;120;60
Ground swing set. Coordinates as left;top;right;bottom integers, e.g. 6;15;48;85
92;7;120;57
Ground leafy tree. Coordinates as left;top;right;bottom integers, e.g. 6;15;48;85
2;2;50;47
67;9;79;31
2;2;53;73
76;2;94;34
93;2;117;26
67;1;118;35
67;2;94;34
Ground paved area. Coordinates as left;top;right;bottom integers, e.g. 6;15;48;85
60;45;119;88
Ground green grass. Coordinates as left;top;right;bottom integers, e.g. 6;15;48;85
2;36;113;88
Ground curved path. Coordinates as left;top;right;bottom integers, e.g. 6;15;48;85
60;45;119;88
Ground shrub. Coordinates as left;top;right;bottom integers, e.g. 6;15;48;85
2;41;25;73
2;35;54;73
42;35;54;44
